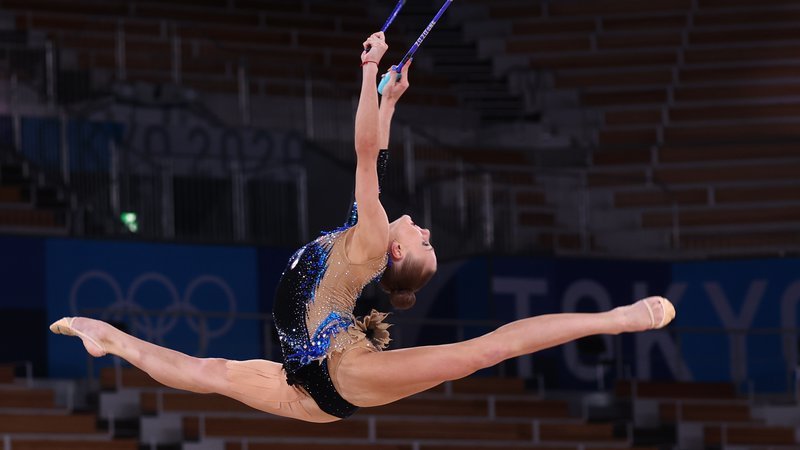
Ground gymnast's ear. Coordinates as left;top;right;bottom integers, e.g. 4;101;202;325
390;241;404;260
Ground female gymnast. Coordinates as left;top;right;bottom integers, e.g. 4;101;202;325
51;32;675;423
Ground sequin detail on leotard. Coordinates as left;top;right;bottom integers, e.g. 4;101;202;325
272;225;387;418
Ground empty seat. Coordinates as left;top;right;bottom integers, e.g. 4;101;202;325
694;8;800;26
655;162;800;184
226;443;413;450
614;188;708;208
684;45;800;65
665;123;800;143
704;425;797;446
376;420;533;441
691;26;800;45
532;51;677;70
495;399;571;418
598;129;657;147
548;0;691;16
584;89;667;107
674;83;800;103
506;37;591;54
616;381;738;399
0;208;57;227
670;103;800;123
100;367;161;389
450;377;527;395
360;397;489;417
658;143;800;163
8;440;137;450
0;364;14;383
512;19;595;36
660;402;752;422
602;14;687;31
0;413;97;433
555;69;673;89
140;392;252;414
681;65;800;84
643;205;800;228
490;4;545;19
715;185;800;204
681;230;800;249
0;387;56;408
597;32;683;50
605;109;662;126
184;416;368;440
538;423;618;442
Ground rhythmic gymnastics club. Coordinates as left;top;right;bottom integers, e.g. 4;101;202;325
378;0;454;95
365;0;406;52
381;0;406;32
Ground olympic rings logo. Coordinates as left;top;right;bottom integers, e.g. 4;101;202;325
69;270;238;355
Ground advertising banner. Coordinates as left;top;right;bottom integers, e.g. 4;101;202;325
46;238;260;377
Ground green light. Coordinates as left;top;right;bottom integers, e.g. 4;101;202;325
120;212;139;233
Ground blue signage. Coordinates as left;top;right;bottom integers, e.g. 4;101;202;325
46;238;260;377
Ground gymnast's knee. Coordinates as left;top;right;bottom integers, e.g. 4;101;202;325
191;357;230;394
448;345;504;381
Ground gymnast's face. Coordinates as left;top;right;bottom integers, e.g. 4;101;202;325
389;215;437;272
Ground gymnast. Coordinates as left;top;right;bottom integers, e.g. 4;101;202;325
51;32;675;423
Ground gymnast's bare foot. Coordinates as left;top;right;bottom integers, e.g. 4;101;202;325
619;296;676;333
49;317;108;357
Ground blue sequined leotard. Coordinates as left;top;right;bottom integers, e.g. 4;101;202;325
272;225;387;418
273;150;391;419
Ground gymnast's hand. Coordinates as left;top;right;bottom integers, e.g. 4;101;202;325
381;59;411;106
362;32;388;66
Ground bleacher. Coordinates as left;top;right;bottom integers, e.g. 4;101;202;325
3;0;799;256
3;357;800;450
3;0;459;111
95;366;661;450
457;0;800;257
0;149;69;234
0;363;137;450
0;0;565;256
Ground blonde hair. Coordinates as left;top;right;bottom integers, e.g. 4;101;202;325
379;253;436;310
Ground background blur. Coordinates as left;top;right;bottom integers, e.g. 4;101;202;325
2;0;800;449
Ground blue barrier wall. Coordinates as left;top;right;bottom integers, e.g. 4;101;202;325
0;236;47;373
46;238;260;377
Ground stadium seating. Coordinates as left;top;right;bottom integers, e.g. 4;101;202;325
99;366;659;449
459;0;800;256
0;363;137;450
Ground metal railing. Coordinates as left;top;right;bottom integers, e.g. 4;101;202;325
1;25;531;256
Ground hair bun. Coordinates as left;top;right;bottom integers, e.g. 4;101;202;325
389;290;416;310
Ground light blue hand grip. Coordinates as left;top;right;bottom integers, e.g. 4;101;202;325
378;67;401;95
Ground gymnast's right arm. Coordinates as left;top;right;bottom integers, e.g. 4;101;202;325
349;32;391;263
344;61;409;227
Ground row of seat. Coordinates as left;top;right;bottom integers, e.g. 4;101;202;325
11;359;800;449
6;2;459;108
122;362;800;449
8;0;798;256
463;0;800;255
98;366;655;448
0;155;67;232
616;380;800;447
0;363;136;450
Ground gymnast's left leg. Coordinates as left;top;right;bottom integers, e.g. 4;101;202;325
334;296;674;407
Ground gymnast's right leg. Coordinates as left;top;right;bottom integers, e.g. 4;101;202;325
51;317;228;393
49;317;338;423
